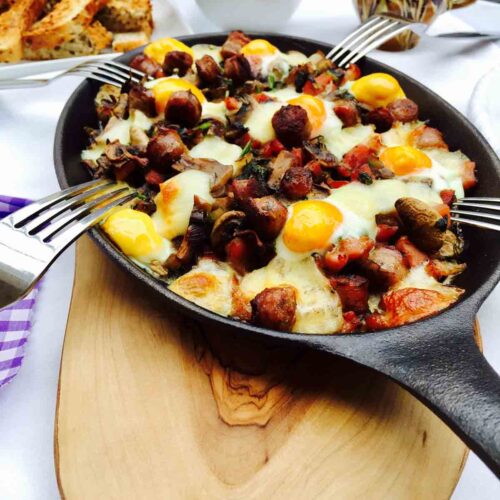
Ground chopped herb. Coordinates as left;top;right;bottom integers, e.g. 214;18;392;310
238;159;271;184
358;172;373;185
239;140;252;159
195;121;212;131
136;192;148;201
335;88;355;101
268;73;276;90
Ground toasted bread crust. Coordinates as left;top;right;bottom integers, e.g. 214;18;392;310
97;0;152;35
23;0;108;51
0;0;47;62
23;19;112;59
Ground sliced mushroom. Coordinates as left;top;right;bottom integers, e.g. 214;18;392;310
395;197;461;255
303;137;337;168
267;150;298;190
210;210;246;253
172;155;233;194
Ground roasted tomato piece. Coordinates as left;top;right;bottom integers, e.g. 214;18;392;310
439;189;455;206
376;224;399;243
462;161;477;190
251;286;297;332
342;144;371;171
323;236;374;273
333;99;360;127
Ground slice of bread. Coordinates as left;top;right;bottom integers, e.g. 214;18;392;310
22;0;108;56
97;0;152;36
112;30;149;52
0;0;47;62
24;19;112;59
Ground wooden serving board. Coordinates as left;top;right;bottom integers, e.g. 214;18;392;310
55;237;472;499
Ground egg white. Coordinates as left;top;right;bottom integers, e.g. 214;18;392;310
239;256;344;334
274;179;442;262
380;123;469;198
189;135;243;174
191;44;223;63
152;170;214;240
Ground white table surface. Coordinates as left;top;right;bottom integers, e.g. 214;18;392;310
0;0;499;498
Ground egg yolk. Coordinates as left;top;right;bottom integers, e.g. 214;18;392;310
283;200;343;253
241;39;279;57
380;146;432;176
151;77;205;114
144;37;194;64
103;208;163;259
350;73;405;108
288;94;326;134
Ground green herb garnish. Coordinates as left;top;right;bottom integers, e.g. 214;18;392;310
195;121;212;131
238;140;252;159
358;172;373;185
268;74;276;90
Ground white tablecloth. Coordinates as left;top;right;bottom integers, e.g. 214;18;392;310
0;1;499;498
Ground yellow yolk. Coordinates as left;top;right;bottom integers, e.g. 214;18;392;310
241;39;279;57
103;208;163;259
283;200;344;253
350;73;405;108
151;78;205;114
288;94;326;134
380;146;432;176
144;37;194;64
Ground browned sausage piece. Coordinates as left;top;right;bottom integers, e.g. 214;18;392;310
359;246;408;290
231;178;268;201
195;55;222;84
130;54;162;77
365;107;394;133
164;90;202;128
329;275;369;313
244;195;288;241
251;286;297;331
387;98;419;123
162;50;193;76
146;130;187;169
280;166;313;199
224;54;252;84
272;105;311;148
221;30;252;59
410;125;448;150
333;99;360;127
128;85;156;117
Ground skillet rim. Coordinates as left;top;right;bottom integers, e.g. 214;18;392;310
53;31;500;344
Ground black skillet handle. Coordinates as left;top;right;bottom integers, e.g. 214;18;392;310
319;307;500;477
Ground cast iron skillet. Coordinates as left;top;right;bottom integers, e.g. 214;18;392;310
54;33;500;476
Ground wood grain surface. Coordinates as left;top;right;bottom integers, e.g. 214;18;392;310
55;237;470;499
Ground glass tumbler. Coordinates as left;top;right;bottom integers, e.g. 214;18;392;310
353;0;477;51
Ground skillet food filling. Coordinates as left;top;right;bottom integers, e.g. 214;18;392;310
82;32;476;334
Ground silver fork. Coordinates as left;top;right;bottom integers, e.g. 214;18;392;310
326;15;413;68
0;180;136;309
0;59;151;90
451;198;500;232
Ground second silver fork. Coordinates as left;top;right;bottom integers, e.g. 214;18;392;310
0;59;150;90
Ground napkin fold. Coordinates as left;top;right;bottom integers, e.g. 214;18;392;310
0;195;40;389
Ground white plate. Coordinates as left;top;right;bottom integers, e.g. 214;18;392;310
468;62;500;156
0;0;191;80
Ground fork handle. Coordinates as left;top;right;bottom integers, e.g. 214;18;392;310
0;79;49;90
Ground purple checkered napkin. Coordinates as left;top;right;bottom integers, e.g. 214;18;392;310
0;195;41;388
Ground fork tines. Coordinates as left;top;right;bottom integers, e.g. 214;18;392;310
68;60;150;88
327;15;411;68
451;197;500;232
3;180;136;249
